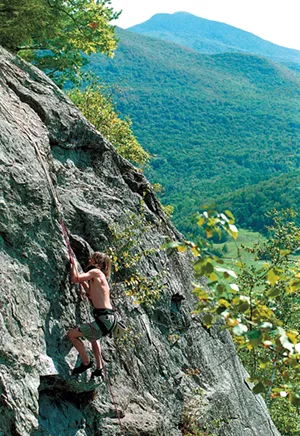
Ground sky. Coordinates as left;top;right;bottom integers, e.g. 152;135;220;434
110;0;300;50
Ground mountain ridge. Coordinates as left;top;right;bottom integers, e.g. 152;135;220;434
128;12;300;68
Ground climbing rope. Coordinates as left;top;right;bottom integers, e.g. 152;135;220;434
60;198;126;436
60;231;126;436
2;102;126;435
102;364;126;436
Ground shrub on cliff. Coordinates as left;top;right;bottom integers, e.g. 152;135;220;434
68;83;150;166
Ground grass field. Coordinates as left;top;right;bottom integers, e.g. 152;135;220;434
214;228;266;268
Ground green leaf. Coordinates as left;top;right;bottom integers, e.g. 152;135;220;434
209;274;218;282
216;284;227;295
238;301;249;313
279;249;291;257
204;262;214;274
216;306;228;314
202;314;213;327
224;210;235;223
218;299;231;308
267;269;280;285
194;258;207;276
253;382;265;395
246;330;262;346
193;288;209;300
288;279;300;294
197;216;206;226
215;266;237;279
194;258;206;269
287;331;298;344
267;287;281;297
162;241;182;250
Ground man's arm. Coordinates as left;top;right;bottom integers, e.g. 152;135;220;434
81;281;90;293
70;263;100;283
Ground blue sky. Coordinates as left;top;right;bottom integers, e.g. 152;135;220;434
110;0;300;50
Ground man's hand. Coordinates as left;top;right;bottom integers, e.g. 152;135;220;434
71;261;79;283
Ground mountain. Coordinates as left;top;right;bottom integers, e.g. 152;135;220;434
128;12;300;69
88;27;300;235
0;45;281;436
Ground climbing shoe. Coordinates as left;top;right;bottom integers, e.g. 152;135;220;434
91;368;104;379
71;361;92;375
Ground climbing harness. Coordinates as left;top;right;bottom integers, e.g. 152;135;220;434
2;102;126;435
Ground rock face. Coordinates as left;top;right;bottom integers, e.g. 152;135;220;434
0;46;280;436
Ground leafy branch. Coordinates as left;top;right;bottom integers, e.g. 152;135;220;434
165;208;300;405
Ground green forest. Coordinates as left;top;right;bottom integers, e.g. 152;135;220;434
87;28;300;237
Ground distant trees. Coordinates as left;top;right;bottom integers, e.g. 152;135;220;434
0;0;120;84
216;171;300;233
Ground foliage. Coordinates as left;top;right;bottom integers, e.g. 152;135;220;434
0;0;119;85
161;204;174;218
269;397;300;435
166;208;300;408
114;322;142;351
68;83;150;166
86;28;300;239
108;209;165;308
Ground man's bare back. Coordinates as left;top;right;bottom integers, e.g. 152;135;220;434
85;269;112;309
71;263;112;309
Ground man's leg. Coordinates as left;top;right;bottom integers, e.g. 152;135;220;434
67;327;90;365
91;340;105;378
91;340;103;369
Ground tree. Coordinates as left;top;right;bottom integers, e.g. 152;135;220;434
68;83;150;166
166;208;300;407
0;0;120;85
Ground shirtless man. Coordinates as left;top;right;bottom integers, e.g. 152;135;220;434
67;252;115;376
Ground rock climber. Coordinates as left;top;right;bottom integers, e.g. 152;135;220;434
67;252;116;377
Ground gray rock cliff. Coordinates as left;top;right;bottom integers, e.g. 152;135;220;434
0;46;280;436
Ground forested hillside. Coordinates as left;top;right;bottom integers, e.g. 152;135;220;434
88;27;300;236
128;12;300;69
215;171;300;232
